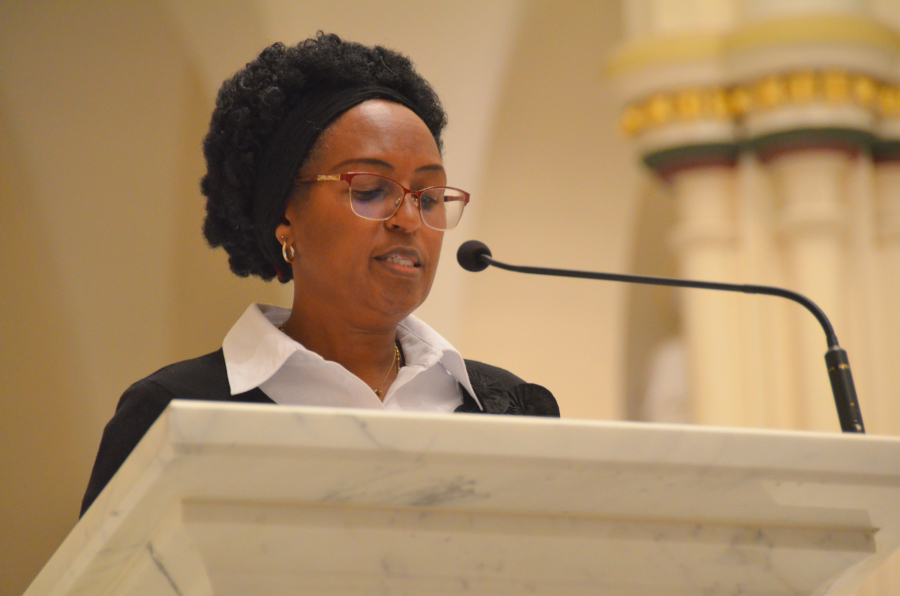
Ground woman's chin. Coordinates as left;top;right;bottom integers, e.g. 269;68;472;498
367;287;430;324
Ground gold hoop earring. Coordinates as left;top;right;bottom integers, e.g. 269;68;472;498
281;236;295;263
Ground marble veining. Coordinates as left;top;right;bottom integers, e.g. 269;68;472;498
146;543;183;596
24;401;900;596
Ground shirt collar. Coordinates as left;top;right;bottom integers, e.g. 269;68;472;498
222;303;480;410
222;304;296;395
396;315;477;405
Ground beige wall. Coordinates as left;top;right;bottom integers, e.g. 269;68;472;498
460;0;639;420
0;4;281;593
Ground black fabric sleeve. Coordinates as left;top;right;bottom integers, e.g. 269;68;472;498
459;360;559;417
507;383;560;417
79;350;275;516
463;360;525;391
80;379;177;516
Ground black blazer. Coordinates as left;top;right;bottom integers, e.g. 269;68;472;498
81;349;558;515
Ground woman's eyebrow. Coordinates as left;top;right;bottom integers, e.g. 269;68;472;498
415;164;445;174
333;157;393;170
332;158;445;174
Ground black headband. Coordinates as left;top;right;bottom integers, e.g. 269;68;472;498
253;86;428;280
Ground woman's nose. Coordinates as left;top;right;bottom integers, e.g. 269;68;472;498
386;192;422;231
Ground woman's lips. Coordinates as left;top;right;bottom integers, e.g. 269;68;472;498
383;254;417;267
375;248;422;275
375;247;421;265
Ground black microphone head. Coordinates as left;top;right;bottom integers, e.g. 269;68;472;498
457;240;492;272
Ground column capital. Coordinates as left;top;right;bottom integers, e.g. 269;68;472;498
610;10;900;169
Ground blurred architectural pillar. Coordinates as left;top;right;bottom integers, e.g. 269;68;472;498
769;147;853;429
611;10;745;427
611;2;900;593
731;15;890;431
666;163;742;425
873;106;900;440
871;107;900;596
642;133;744;425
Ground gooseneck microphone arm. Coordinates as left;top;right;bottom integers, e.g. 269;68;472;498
457;240;864;434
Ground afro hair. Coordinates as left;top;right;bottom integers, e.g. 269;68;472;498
200;33;447;281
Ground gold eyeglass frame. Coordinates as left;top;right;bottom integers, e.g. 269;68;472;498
295;172;470;231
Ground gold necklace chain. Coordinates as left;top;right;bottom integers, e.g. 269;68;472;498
279;321;400;398
374;343;400;398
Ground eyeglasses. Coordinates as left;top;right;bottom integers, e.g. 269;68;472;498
295;172;469;231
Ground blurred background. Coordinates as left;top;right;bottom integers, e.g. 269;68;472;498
2;1;899;594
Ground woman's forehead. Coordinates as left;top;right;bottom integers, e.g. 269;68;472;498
308;100;442;170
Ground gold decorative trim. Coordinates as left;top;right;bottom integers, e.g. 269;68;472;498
607;34;724;77
726;15;900;55
609;16;900;79
621;71;900;137
879;86;900;118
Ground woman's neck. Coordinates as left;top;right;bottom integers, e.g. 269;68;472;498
280;300;402;399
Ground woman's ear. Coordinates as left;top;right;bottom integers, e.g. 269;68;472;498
276;187;306;250
274;216;292;248
276;175;313;258
275;205;296;264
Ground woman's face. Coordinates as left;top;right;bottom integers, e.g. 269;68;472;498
279;99;445;329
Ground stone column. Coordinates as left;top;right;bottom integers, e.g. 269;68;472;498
872;104;900;439
619;80;744;426
667;164;742;425
737;72;880;431
765;145;854;430
612;4;900;590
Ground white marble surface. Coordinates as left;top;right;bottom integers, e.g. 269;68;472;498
25;402;900;596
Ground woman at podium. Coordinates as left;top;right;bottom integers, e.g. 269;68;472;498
81;33;558;515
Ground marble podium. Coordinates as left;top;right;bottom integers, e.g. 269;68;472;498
26;401;900;596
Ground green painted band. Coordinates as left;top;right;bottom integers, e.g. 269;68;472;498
747;128;877;158
873;140;900;163
643;143;740;175
642;129;896;175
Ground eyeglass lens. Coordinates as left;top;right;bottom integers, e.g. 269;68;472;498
347;174;466;230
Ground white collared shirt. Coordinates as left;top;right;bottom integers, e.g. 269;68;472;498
222;304;480;412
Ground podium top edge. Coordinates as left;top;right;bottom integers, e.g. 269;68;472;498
158;399;900;478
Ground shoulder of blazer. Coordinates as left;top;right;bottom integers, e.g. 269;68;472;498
80;350;273;516
458;360;559;417
144;349;273;404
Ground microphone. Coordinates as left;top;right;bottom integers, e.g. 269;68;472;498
457;240;865;434
457;240;492;272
